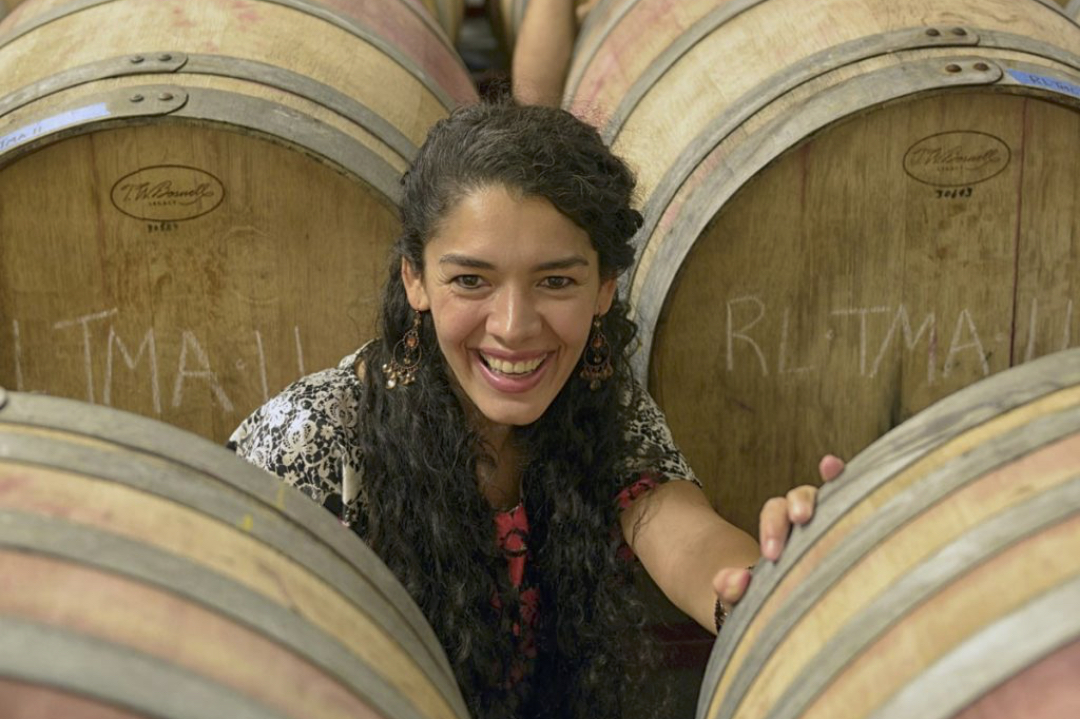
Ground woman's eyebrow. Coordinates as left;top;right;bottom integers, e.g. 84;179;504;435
534;256;589;272
438;254;494;269
438;254;590;271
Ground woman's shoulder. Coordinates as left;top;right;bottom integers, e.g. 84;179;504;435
619;374;701;487
228;343;373;506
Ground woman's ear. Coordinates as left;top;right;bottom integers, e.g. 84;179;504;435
596;275;617;316
401;257;431;311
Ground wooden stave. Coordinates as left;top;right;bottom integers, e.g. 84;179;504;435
698;348;1080;708
563;0;1080;535
0;550;386;719
0;0;478;444
0;389;470;719
695;347;1080;719
0;677;152;719
0;0;476;110
946;640;1080;719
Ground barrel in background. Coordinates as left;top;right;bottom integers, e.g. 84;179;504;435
698;346;1080;719
0;0;478;445
0;387;471;719
566;0;1080;535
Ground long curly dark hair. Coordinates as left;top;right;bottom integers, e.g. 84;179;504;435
355;102;657;718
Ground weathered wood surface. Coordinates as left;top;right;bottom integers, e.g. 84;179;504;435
0;389;470;719
0;0;477;444
697;348;1080;719
565;0;1080;534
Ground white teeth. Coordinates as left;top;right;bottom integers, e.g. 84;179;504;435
483;354;544;375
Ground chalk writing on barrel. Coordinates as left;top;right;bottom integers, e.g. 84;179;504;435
9;309;310;414
723;296;1075;382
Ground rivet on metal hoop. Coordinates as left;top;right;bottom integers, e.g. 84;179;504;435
158;53;173;62
945;64;963;74
130;55;145;64
926;28;941;37
158;92;175;102
974;62;990;72
130;93;145;103
952;27;968;36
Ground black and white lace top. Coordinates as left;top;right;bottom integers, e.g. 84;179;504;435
228;345;701;527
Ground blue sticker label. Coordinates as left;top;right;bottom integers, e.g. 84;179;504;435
0;102;109;153
1007;70;1080;100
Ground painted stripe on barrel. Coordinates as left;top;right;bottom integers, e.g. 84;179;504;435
0;550;384;719
705;405;1080;718
751;477;1080;719
0;53;419;163
949;639;1080;719
867;578;1080;719
699;353;1080;717
0;85;404;204
0;509;443;719
0;456;465;719
0;0;466;110
0;677;148;719
0;389;447;682
0;615;294;719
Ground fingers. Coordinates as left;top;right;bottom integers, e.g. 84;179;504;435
819;454;845;482
712;565;753;606
759;485;817;561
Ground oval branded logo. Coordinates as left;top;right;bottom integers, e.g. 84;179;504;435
111;165;225;221
903;132;1010;187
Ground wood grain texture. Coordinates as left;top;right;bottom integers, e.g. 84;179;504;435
0;678;149;719
0;0;477;443
949;639;1080;719
0;392;471;719
0;551;384;719
564;0;1080;535
698;350;1080;719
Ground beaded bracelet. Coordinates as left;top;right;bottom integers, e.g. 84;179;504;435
714;597;728;633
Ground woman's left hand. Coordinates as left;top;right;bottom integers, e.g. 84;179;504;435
712;454;846;609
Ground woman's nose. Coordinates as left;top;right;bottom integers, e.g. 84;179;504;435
488;288;542;344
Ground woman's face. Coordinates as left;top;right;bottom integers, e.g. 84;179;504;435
402;185;617;430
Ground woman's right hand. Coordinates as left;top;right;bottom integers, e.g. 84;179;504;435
712;454;845;611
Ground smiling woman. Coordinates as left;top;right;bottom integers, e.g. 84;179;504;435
229;101;838;719
401;187;616;432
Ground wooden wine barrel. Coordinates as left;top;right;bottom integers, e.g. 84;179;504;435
1068;0;1080;21
565;0;1080;534
0;387;471;719
697;347;1080;719
0;0;477;445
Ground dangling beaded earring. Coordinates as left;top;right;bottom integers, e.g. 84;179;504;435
383;311;423;389
580;315;613;390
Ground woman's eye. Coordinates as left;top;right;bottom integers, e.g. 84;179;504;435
542;276;575;289
453;275;483;289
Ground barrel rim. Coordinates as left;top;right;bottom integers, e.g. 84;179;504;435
696;346;1080;716
0;389;461;705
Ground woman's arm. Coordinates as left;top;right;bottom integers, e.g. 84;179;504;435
621;456;845;633
511;0;577;106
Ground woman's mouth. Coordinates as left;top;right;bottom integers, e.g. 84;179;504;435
479;352;546;376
